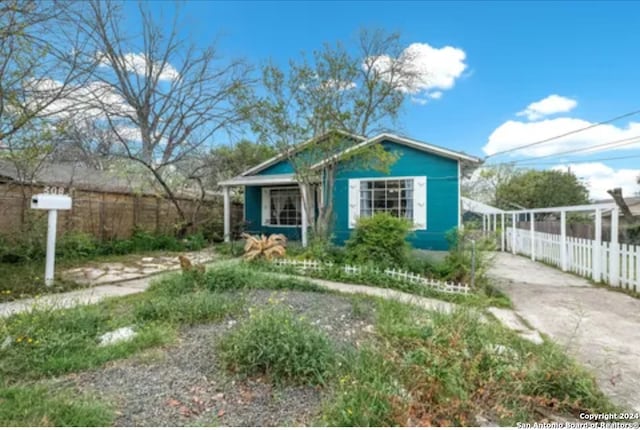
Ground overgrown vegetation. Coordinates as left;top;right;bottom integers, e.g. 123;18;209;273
0;385;114;426
0;228;208;302
218;305;335;385
320;300;616;426
0;261;616;426
251;260;511;308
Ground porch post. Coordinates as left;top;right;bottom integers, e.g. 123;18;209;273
560;210;567;271
610;207;620;286
300;184;308;248
530;211;535;261
482;214;486;233
500;212;505;252
511;213;516;255
223;186;231;243
593;208;602;282
493;213;497;232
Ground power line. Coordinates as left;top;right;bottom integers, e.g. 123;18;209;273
484;134;640;167
512;153;640;166
485;108;640;159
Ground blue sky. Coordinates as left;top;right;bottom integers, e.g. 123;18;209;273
125;1;640;199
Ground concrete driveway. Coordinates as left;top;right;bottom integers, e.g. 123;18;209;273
487;252;640;412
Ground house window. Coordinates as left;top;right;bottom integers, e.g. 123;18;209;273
348;176;426;230
359;179;414;221
267;188;301;226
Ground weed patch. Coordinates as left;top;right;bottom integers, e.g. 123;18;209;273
217;305;335;386
0;385;113;426
134;291;243;325
323;300;616;426
0;302;174;382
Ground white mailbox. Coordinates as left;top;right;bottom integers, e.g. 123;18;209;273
31;194;72;210
30;193;73;287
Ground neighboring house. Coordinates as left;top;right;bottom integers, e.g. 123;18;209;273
220;131;481;250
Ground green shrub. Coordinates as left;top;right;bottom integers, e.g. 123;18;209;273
441;228;495;285
0;385;113;426
345;213;411;268
57;232;99;260
205;265;255;291
218;305;335;385
296;236;346;264
184;232;207;251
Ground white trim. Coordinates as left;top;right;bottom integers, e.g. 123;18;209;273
261;186;302;228
238;130;366;177
310;133;481;170
219;173;297;187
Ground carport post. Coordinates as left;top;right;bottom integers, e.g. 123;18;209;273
530;211;535;261
511;213;516;255
300;184;309;248
500;212;505;251
610;207;620;286
223;186;231;243
592;208;602;282
560;210;567;271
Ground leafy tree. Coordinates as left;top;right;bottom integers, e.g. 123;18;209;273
248;29;420;238
495;169;589;209
208;140;277;187
462;164;519;207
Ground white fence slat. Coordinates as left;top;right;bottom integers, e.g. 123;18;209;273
507;227;639;290
270;258;470;295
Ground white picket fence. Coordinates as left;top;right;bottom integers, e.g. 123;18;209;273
272;258;470;295
506;227;640;291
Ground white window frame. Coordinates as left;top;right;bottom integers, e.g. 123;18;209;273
261;186;302;228
348;176;427;230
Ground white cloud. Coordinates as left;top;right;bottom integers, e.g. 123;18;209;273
551;162;640;200
371;42;467;103
517;94;577;120
483;117;640;157
97;52;180;81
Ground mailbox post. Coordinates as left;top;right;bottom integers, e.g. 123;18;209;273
31;193;72;286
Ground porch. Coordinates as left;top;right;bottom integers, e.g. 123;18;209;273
219;174;319;247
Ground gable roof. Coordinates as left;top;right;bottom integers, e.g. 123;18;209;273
309;133;481;170
239;129;366;177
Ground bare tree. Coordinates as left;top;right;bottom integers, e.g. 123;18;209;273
0;1;95;229
249;29;420;238
73;0;252;233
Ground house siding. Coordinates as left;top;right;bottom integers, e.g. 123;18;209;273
256;159;295;175
244;185;302;240
332;140;459;250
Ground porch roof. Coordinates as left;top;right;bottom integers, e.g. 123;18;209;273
219;173;297;187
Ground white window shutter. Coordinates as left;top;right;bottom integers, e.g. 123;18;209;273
413;176;427;230
348;179;360;228
261;188;270;226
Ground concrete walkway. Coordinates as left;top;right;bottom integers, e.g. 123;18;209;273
488;252;640;412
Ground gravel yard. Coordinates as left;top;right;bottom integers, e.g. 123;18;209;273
52;289;376;427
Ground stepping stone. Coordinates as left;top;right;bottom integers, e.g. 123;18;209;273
99;326;136;346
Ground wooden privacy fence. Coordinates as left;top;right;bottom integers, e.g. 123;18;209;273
0;183;242;240
506;227;639;292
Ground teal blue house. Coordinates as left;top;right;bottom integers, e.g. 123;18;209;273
219;131;481;250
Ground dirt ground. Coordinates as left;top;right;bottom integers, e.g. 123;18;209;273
487;252;640;413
